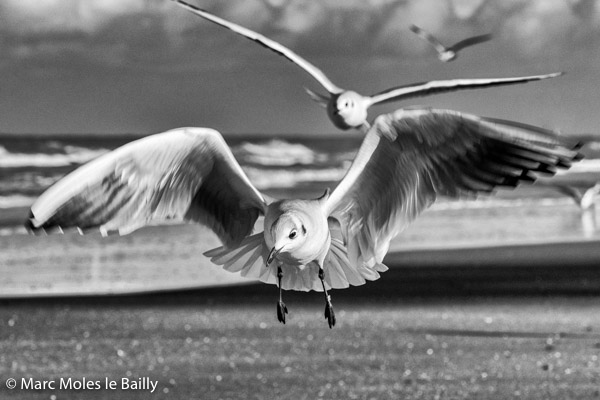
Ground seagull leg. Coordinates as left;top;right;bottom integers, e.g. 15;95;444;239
358;121;371;135
319;266;336;328
276;265;288;324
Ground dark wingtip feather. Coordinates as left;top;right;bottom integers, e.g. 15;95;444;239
535;164;558;175
24;211;42;235
556;159;573;168
520;172;537;182
501;177;519;187
24;211;75;236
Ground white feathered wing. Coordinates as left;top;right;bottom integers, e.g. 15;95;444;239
325;107;581;269
27;127;267;247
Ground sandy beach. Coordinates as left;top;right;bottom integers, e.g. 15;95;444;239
1;290;600;399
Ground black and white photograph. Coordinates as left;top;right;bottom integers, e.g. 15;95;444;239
2;0;600;398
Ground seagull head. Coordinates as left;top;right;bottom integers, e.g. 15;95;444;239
266;213;308;266
328;91;368;131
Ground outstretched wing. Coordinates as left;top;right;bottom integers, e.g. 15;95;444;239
448;33;493;52
410;24;448;54
26;128;267;247
367;73;561;106
325;108;582;268
173;0;342;95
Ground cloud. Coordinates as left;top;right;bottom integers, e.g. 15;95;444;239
1;0;599;71
1;0;599;91
0;0;598;136
498;1;576;57
0;1;174;69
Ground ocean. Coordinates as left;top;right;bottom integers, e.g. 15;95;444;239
0;134;359;207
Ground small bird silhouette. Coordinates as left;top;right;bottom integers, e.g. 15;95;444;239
26;108;581;328
553;182;600;237
554;182;600;211
173;0;559;132
410;24;492;62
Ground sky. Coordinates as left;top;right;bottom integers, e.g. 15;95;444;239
0;0;599;137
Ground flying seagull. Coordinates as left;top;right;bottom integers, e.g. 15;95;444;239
552;182;600;237
409;24;492;62
172;0;560;132
554;182;600;211
26;108;581;328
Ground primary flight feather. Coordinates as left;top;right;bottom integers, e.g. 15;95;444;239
27;108;582;328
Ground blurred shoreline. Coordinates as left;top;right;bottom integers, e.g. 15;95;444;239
1;214;599;298
1;238;600;301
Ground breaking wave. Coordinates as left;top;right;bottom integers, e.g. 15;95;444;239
0;145;108;168
232;139;331;167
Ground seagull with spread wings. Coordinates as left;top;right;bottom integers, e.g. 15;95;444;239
409;24;492;62
173;0;560;132
551;182;600;237
27;108;582;328
554;182;600;211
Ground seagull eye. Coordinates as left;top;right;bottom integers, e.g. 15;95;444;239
289;229;297;239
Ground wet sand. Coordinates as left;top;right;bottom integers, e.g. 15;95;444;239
1;291;600;399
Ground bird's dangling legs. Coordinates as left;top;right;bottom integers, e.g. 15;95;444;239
319;267;336;328
276;265;288;324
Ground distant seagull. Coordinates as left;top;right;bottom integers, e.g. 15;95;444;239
172;0;560;132
26;108;581;328
554;183;600;211
409;24;492;62
554;182;600;237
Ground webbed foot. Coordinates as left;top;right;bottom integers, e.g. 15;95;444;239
277;300;288;324
324;299;336;328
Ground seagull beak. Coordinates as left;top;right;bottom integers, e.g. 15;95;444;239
267;246;283;267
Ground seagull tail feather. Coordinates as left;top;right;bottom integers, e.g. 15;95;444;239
204;233;278;285
205;233;388;292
